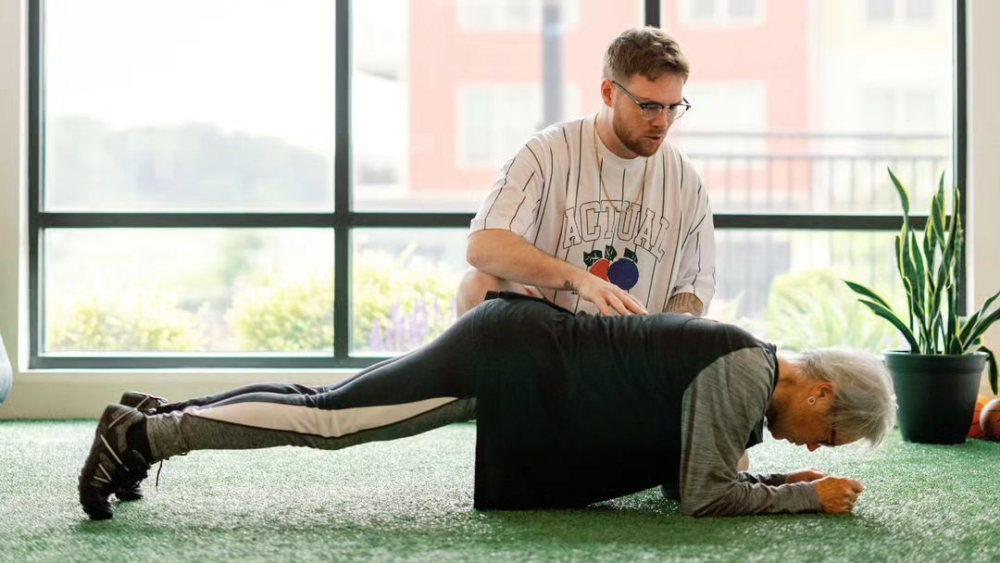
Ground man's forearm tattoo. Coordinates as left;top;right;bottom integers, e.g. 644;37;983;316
562;280;576;293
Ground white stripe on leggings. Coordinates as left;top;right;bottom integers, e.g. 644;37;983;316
188;397;458;438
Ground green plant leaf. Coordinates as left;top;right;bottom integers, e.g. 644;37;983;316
949;178;961;239
843;280;893;310
926;216;948;353
859;299;920;352
939;193;962;352
960;311;981;346
929;173;943;243
959;288;1000;344
895;235;915;333
946;191;963;290
926;173;944;250
922;224;936;279
909;230;928;346
923;175;944;321
888;167;911;216
980;287;1000;317
950;215;965;352
926;273;943;353
980;345;999;395
900;232;927;350
963;307;1000;353
949;333;963;355
947;282;960;354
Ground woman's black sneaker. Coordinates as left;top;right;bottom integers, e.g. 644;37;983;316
77;404;152;520
119;392;168;414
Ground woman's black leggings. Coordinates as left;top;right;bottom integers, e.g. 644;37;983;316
144;312;481;461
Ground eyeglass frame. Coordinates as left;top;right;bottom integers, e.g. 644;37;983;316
611;80;692;121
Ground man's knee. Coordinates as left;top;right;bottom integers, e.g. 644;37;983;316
456;268;503;315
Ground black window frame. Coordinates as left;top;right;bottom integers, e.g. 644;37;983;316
27;0;967;369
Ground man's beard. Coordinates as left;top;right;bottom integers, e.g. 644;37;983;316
612;115;666;157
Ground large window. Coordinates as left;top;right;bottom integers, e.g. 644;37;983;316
29;0;963;368
29;0;645;368
663;0;961;352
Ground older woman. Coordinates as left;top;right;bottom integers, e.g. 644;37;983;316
78;292;895;520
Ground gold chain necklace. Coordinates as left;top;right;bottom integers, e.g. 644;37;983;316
592;115;648;215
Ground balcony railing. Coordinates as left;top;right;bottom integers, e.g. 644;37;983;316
674;131;951;213
672;131;950;321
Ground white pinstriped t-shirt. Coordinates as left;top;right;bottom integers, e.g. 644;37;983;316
470;115;716;315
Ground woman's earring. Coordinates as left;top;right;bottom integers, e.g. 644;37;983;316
808;397;817;406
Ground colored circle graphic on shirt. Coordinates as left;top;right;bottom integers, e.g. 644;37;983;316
588;259;611;281
608;259;639;290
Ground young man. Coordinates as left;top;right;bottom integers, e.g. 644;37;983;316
78;293;892;520
458;27;715;319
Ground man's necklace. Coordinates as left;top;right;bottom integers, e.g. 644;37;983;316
592;115;648;216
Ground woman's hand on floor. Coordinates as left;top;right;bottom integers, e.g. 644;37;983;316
785;468;827;484
813;476;864;514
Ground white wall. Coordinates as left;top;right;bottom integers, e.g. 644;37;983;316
0;1;26;402
968;0;1000;398
1;1;998;419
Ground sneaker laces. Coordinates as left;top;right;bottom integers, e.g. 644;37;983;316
155;460;165;488
134;394;169;414
153;452;186;489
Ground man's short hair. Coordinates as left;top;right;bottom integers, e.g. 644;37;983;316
602;27;690;84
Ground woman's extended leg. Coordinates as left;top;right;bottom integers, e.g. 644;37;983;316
149;355;409;414
78;313;481;520
146;316;481;460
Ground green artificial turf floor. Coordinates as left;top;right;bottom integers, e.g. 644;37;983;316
0;420;998;563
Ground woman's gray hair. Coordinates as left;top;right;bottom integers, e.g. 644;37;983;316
797;348;897;447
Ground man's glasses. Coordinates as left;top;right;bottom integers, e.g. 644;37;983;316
612;80;692;121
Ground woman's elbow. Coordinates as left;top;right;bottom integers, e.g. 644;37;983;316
682;495;737;518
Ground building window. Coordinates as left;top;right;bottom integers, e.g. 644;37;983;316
681;0;765;27
458;85;541;169
866;0;936;23
674;82;768;155
906;0;935;21
456;84;580;169
456;0;581;31
867;0;895;21
867;88;940;134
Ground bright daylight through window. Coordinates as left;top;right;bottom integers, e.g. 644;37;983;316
32;0;956;366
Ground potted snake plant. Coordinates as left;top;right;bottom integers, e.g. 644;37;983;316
845;168;998;444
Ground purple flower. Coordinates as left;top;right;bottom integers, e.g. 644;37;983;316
369;319;385;352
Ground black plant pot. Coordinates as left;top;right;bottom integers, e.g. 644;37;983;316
884;351;987;444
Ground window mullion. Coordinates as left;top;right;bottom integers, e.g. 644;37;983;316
334;0;352;359
28;0;43;367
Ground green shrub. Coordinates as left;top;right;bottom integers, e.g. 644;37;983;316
227;250;459;354
352;250;458;353
764;269;902;353
50;247;461;355
227;275;334;352
49;291;206;352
